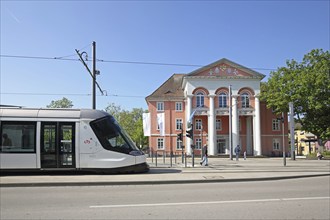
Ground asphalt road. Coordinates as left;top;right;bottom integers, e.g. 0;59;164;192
1;176;329;220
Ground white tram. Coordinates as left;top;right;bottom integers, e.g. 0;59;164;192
0;108;149;173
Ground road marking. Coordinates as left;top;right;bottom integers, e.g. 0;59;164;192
90;196;330;208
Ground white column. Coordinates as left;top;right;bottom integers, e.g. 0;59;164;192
208;95;216;155
186;95;192;155
254;95;261;156
232;96;239;154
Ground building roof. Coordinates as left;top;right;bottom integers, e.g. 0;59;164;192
145;74;185;102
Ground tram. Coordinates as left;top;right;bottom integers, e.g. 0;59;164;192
0;108;149;173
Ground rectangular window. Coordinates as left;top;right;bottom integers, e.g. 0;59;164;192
157;102;164;111
273;139;280;150
219;94;227;108
272;119;280;131
195;119;202;130
176;119;183;130
157;138;164;150
176;139;183;150
0;121;36;153
216;119;222;130
175;102;183;111
195;138;202;149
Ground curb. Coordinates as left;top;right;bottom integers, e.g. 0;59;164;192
1;173;329;188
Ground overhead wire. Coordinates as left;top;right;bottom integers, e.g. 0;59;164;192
0;92;146;98
1;52;276;99
0;54;277;70
54;43;92;59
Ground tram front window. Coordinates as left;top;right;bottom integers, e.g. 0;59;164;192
90;116;142;155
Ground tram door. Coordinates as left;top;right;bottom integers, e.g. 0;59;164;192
41;122;75;168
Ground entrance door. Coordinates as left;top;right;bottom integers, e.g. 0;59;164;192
217;139;226;154
41;122;75;168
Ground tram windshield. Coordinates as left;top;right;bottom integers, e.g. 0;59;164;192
90;116;142;155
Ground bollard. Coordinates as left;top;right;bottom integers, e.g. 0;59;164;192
170;152;173;167
181;146;185;164
184;153;187;168
163;153;165;164
151;150;153;163
191;145;195;167
155;151;158;167
174;152;177;164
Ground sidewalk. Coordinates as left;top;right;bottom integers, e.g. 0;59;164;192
0;158;329;187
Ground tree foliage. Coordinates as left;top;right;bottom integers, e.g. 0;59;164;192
47;97;73;108
105;103;148;149
261;49;330;141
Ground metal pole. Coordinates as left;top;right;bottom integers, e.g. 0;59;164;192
282;112;286;166
289;102;295;160
184;153;187;167
192;149;195;167
155;150;158;167
229;85;233;160
201;125;203;159
170;152;173;167
92;41;96;109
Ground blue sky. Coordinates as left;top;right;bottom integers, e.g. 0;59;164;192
1;0;329;111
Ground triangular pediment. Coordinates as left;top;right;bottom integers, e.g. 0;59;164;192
187;58;265;79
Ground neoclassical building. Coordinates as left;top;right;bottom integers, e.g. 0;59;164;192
146;58;288;157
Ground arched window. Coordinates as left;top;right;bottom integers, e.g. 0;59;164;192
218;92;227;108
241;93;249;108
196;92;204;107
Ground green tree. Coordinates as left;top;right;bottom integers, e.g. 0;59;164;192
129;108;148;148
261;49;330;142
104;103;148;149
104;103;122;120
47;97;73;108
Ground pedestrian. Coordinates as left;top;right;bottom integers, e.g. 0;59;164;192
200;144;208;166
317;152;324;160
234;145;241;161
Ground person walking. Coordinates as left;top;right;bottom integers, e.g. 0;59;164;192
317;152;324;160
234;145;241;161
200;144;208;166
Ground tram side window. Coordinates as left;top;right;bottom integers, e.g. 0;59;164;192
0;122;36;153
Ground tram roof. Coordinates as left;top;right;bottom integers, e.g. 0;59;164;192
0;108;109;120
